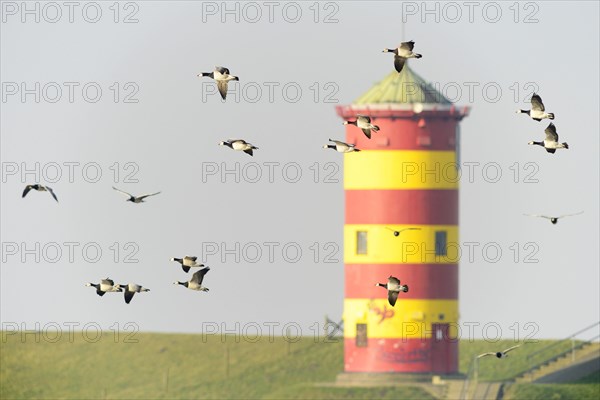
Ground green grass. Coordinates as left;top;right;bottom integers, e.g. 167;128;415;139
1;332;594;399
0;332;434;400
506;382;600;400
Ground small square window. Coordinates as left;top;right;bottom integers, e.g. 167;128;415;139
356;231;368;255
356;323;368;347
435;231;447;256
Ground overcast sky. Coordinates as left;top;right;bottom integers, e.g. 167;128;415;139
1;1;599;341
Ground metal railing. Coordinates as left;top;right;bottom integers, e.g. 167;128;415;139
522;321;600;382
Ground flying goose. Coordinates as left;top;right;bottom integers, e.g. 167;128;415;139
173;266;210;291
528;123;569;154
375;276;409;307
383;40;423;73
524;211;583;225
478;344;521;359
517;93;555;121
112;186;161;203
343;115;380;139
386;227;422;237
85;278;122;297
323;139;360;153
198;66;239;100
219;139;258;156
118;283;150;304
22;184;58;202
171;256;205;273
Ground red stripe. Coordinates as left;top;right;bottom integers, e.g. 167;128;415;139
345;264;458;300
346;190;458;225
344;337;458;373
341;118;458;151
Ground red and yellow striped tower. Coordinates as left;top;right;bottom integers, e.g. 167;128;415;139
336;66;469;374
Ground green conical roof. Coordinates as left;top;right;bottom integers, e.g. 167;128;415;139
353;65;451;105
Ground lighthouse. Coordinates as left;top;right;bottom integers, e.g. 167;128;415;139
337;66;470;374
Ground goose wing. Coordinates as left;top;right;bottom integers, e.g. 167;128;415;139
394;55;407;73
112;186;134;198
524;214;552;220
124;291;135;304
558;211;584;219
191;267;210;284
22;185;34;198
388;276;400;286
215;66;230;75
137;192;161;200
357;115;371;123
184;256;198;262
217;81;229;100
102;278;115;286
503;344;521;354
530;94;545;111
477;352;496;359
361;129;372;139
544;123;558;142
46;186;58;202
388;290;399;306
398;227;422;233
328;139;348;146
400;41;415;51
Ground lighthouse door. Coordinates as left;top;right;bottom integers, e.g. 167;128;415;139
431;323;450;373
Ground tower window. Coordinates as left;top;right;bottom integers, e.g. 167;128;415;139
435;231;447;256
356;323;368;347
356;231;368;255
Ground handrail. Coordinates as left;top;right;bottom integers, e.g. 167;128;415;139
526;321;599;362
536;334;600;366
521;331;600;382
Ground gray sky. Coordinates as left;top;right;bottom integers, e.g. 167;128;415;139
1;1;599;340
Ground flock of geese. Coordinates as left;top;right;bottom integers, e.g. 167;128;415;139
19;40;585;362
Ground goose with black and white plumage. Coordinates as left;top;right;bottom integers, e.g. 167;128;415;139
22;184;58;202
524;211;583;225
478;344;521;359
118;283;150;304
528;123;569;154
219;139;258;156
85;278;122;297
171;255;205;273
112;186;161;203
323;139;361;153
386;227;422;237
383;40;423;73
173;266;210;291
517;93;555;121
343;115;380;139
198;66;239;100
375;276;409;307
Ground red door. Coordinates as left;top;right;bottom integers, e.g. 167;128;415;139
431;323;450;373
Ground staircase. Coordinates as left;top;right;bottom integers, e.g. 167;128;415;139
515;321;600;384
515;341;600;383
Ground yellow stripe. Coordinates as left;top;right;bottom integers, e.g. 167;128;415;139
344;150;459;190
343;298;459;339
345;224;458;264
